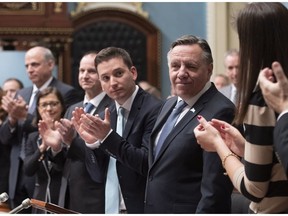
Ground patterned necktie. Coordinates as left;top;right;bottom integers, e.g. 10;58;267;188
154;100;187;158
105;107;125;213
28;89;40;114
84;102;95;113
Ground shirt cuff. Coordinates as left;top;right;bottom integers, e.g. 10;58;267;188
85;129;113;149
277;109;288;121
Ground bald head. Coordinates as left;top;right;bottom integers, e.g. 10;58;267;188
25;46;55;88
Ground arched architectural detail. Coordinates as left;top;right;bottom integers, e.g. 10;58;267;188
71;7;161;90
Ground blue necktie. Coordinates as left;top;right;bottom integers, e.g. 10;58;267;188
154;100;187;158
84;102;95;113
105;107;125;213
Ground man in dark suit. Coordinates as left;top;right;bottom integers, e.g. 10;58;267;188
0;79;23;196
144;35;234;213
259;61;288;177
55;52;112;213
0;46;81;212
72;47;162;213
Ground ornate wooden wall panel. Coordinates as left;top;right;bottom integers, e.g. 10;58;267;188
0;3;160;89
71;8;160;90
0;2;73;82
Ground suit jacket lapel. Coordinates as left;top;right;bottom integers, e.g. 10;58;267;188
122;88;144;138
151;85;218;165
22;87;33;103
93;94;112;115
151;97;178;137
109;105;117;132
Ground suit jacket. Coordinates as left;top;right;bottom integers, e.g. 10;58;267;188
0;77;82;201
58;94;113;213
23;132;66;213
145;84;235;213
96;88;163;213
0;142;11;194
274;112;288;177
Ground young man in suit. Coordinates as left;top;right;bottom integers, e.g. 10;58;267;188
55;51;112;213
0;46;81;212
72;47;162;213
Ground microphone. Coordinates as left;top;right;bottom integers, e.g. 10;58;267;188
9;198;31;214
0;192;8;203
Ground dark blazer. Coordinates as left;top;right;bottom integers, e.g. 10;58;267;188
0;77;81;204
145;84;235;213
58;94;113;213
24;132;66;213
274;112;288;177
0;142;11;194
96;88;163;213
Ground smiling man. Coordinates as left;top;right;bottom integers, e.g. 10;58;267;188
144;35;235;213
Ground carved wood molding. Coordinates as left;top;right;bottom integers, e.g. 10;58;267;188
0;27;73;36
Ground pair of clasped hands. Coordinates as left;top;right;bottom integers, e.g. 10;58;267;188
194;61;287;156
54;108;111;147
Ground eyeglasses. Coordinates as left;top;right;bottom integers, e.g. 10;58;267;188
38;101;60;109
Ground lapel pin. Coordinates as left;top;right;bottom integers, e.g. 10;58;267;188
190;108;195;113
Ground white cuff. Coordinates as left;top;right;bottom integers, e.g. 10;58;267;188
85;129;113;149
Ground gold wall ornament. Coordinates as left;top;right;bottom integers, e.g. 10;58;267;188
54;2;62;13
0;27;73;36
1;3;28;10
71;2;149;18
0;2;44;15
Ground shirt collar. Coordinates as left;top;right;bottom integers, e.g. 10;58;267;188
32;76;53;93
84;92;106;108
115;85;139;112
180;81;211;107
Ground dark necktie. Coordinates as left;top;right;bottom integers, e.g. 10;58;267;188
84;102;95;113
154;100;187;158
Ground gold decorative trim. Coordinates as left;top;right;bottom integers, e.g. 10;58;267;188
0;27;73;35
54;2;63;13
71;2;149;18
0;3;45;15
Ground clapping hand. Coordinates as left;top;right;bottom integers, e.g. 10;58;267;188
259;61;288;114
194;116;245;157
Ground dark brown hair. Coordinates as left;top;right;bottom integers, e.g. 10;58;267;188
168;35;213;65
235;3;288;124
33;87;65;126
94;47;133;72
